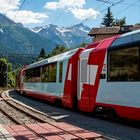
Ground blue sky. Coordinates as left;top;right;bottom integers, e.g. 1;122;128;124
1;0;140;28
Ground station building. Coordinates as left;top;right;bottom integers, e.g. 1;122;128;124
88;25;140;42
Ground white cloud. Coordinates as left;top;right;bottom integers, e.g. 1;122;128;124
44;0;85;10
45;2;58;10
0;0;20;14
0;0;48;25
71;8;99;20
7;10;48;25
44;0;98;20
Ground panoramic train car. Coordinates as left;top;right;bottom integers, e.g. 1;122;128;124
78;29;140;120
16;48;83;108
17;29;140;121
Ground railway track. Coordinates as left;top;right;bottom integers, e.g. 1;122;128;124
1;91;55;124
0;90;106;140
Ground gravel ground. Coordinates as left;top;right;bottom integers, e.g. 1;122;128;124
0;111;16;125
7;90;140;140
0;100;40;124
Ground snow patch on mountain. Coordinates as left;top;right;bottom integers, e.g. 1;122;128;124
56;27;71;35
31;23;91;47
31;25;49;33
0;29;4;33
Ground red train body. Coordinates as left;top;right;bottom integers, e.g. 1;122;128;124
16;30;140;121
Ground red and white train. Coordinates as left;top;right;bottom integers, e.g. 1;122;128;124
16;29;140;121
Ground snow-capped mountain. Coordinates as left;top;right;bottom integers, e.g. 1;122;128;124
0;13;56;55
32;23;91;47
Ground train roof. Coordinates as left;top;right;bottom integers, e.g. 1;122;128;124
109;29;140;50
26;48;78;69
80;48;95;59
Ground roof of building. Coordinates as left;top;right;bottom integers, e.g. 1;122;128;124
88;25;140;36
88;26;120;36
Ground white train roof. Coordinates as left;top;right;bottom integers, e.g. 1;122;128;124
26;48;78;69
80;48;95;59
110;29;140;49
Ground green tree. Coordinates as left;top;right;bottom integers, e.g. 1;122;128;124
135;23;140;25
46;45;70;58
101;7;114;27
37;48;46;61
0;58;15;87
78;42;87;48
8;63;16;87
0;58;7;87
113;17;126;26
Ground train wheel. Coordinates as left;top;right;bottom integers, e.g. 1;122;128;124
55;99;62;107
73;97;78;111
106;108;118;120
93;106;118;120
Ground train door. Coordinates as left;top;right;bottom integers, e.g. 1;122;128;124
19;69;25;94
78;48;95;111
78;58;88;99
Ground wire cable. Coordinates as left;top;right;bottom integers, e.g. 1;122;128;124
114;0;139;16
50;0;76;25
72;0;125;26
0;0;26;42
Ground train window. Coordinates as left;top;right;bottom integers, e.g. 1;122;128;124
24;69;31;82
41;65;49;82
24;67;41;82
59;62;63;82
49;63;57;82
108;46;140;81
41;62;57;82
81;59;87;82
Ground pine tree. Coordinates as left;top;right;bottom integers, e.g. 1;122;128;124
113;17;126;26
135;23;140;25
46;45;70;58
101;7;114;27
37;48;46;61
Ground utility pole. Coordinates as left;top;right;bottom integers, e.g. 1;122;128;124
6;63;8;89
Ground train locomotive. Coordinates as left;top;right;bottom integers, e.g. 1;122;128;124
16;29;140;121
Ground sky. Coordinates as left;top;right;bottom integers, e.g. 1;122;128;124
0;0;140;28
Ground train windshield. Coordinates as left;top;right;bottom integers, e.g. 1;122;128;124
108;46;140;81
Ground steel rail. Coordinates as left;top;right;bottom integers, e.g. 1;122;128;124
1;90;104;140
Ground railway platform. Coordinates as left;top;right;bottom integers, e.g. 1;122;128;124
0;123;103;140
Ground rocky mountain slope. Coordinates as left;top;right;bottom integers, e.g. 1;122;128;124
0;13;56;55
32;23;91;48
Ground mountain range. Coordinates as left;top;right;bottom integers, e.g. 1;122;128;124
0;13;91;55
0;13;91;66
31;23;91;48
0;13;56;55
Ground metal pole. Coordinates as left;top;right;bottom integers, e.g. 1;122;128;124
6;63;8;89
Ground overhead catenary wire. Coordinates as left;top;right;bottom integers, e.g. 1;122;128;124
50;12;65;25
118;2;140;7
114;0;139;16
50;0;105;27
0;0;26;43
10;0;26;22
71;3;106;26
96;0;115;5
50;0;76;25
72;0;125;26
